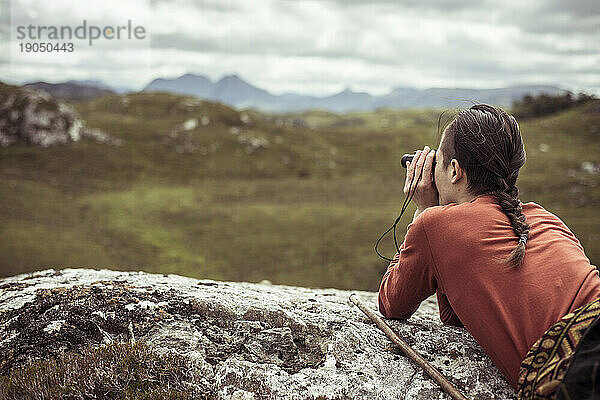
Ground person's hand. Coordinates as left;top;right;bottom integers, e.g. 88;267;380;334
403;145;439;214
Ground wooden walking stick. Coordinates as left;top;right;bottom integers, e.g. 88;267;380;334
349;293;470;400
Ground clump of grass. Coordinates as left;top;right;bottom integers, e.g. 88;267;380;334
0;342;208;400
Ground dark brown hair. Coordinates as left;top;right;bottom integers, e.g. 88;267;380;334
440;104;529;268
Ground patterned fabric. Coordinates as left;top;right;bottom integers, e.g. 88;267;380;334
517;298;600;400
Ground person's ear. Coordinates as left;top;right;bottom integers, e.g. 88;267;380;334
450;159;464;184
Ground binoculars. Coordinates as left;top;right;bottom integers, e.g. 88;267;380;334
401;149;437;168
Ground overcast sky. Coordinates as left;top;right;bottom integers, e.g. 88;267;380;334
1;0;598;95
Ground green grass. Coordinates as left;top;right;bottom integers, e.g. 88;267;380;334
72;178;400;288
0;84;598;290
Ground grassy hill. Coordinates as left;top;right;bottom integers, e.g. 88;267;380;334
1;84;598;290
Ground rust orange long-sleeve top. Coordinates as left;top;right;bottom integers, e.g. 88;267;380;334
378;194;600;390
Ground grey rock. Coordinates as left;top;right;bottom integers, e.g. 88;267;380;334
0;268;516;399
0;85;121;147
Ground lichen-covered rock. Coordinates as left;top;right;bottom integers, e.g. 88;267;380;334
0;84;121;147
0;269;516;399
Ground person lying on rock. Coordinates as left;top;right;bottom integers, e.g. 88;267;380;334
377;104;600;400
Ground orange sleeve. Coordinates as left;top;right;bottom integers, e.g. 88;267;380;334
377;213;438;319
437;291;464;327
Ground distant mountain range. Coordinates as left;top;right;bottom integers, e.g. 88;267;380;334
144;74;566;112
23;80;132;102
23;81;115;102
23;74;567;113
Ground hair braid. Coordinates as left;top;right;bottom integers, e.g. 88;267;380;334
493;179;530;268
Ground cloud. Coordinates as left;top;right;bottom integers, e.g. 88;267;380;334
2;0;598;95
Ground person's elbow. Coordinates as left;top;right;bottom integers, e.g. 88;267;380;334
378;290;416;320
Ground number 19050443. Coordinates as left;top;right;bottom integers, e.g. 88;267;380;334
19;42;74;52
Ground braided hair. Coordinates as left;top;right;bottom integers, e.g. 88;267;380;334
441;104;530;268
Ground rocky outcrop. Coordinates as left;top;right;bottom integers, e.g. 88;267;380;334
0;269;516;399
0;84;121;147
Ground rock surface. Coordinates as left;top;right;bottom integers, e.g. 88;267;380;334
0;269;516;399
0;83;121;147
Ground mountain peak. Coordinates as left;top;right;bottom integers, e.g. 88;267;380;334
217;74;244;84
179;73;211;81
144;74;213;98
